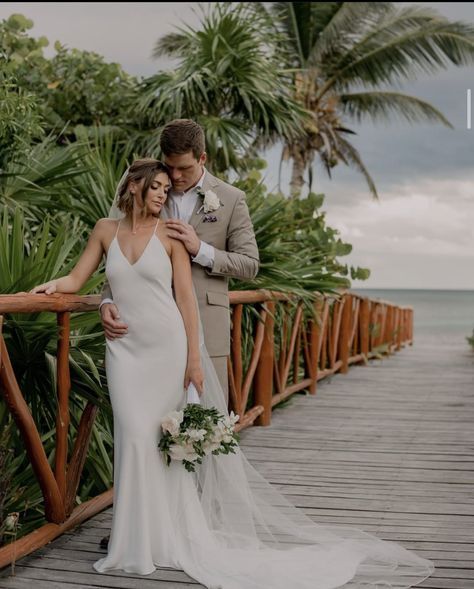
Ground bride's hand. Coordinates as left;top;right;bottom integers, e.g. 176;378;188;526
184;362;204;397
30;280;58;295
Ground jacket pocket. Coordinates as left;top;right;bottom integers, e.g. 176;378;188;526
206;291;229;308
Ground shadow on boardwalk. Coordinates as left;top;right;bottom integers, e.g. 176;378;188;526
1;335;473;589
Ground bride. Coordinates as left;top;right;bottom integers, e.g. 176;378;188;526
31;158;434;588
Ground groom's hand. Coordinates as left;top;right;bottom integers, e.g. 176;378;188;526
100;303;128;340
165;219;200;256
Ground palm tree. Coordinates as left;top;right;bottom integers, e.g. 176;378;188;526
135;3;306;175
268;2;474;196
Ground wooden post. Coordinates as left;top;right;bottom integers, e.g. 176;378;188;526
385;305;393;354
281;303;303;388
278;304;288;385
404;309;409;344
396;308;403;350
370;302;379;349
377;303;388;346
0;336;65;523
66;401;98;515
309;296;327;394
359;298;370;360
338;294;352;374
328;298;344;370
56;312;71;504
254;301;275;426
231;304;243;404
293;325;301;384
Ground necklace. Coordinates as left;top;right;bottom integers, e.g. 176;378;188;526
131;218;160;235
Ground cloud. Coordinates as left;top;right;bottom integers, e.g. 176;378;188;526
322;176;474;288
0;2;210;76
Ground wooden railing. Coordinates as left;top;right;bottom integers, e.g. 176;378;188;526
0;290;413;568
227;290;413;426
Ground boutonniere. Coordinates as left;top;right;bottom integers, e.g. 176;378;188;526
196;188;223;214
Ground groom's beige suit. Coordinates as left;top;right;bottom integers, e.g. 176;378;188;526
101;170;259;400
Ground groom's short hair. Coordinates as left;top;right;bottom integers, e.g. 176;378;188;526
160;119;205;160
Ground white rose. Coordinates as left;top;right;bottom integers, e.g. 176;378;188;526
169;444;187;461
161;410;184;436
202;441;214;455
203;190;221;213
185;428;207;442
204;440;221;453
183;441;200;462
162;418;180;436
211;428;225;444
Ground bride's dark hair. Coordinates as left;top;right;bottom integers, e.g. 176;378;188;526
117;158;169;214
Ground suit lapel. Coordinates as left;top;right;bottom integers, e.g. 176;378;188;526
188;170;220;231
188;195;205;230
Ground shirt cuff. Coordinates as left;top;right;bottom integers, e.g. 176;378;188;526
191;240;215;268
99;298;114;310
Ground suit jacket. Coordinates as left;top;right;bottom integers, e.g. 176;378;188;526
101;170;259;356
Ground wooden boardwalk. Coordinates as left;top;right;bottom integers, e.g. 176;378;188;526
1;334;473;589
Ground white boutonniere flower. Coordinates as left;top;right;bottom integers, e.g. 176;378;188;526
197;189;222;214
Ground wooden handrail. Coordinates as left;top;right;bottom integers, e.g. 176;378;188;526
0;289;413;568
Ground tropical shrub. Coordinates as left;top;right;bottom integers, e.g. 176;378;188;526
0;13;140;140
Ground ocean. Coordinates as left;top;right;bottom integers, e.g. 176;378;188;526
352;289;474;348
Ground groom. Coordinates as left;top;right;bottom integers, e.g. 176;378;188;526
100;118;259;403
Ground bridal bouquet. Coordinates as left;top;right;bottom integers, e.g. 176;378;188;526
158;404;240;472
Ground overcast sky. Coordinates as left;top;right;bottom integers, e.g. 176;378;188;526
2;2;474;290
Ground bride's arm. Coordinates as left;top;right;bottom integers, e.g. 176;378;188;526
171;238;204;394
30;219;108;294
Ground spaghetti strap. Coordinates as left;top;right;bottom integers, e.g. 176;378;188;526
153;216;160;235
114;219;122;238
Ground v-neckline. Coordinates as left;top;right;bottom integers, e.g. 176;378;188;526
115;220;159;267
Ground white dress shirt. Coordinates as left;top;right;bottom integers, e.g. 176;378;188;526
168;169;215;268
100;170;215;309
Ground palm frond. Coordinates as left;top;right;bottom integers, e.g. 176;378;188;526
308;3;391;66
141;2;307;173
332;136;379;200
323;6;474;94
341;91;453;126
0;137;88;212
153;31;193;59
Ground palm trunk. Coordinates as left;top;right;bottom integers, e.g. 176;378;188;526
289;146;306;198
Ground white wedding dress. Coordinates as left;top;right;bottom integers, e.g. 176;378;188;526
92;218;435;588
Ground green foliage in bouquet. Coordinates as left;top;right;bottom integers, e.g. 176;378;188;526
158;405;240;473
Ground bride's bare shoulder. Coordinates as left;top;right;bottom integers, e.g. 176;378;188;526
94;218;120;236
156;223;173;257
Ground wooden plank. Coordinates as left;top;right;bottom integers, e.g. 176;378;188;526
1;335;472;589
3;557;197;584
0;579;102;589
0;565;201;588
